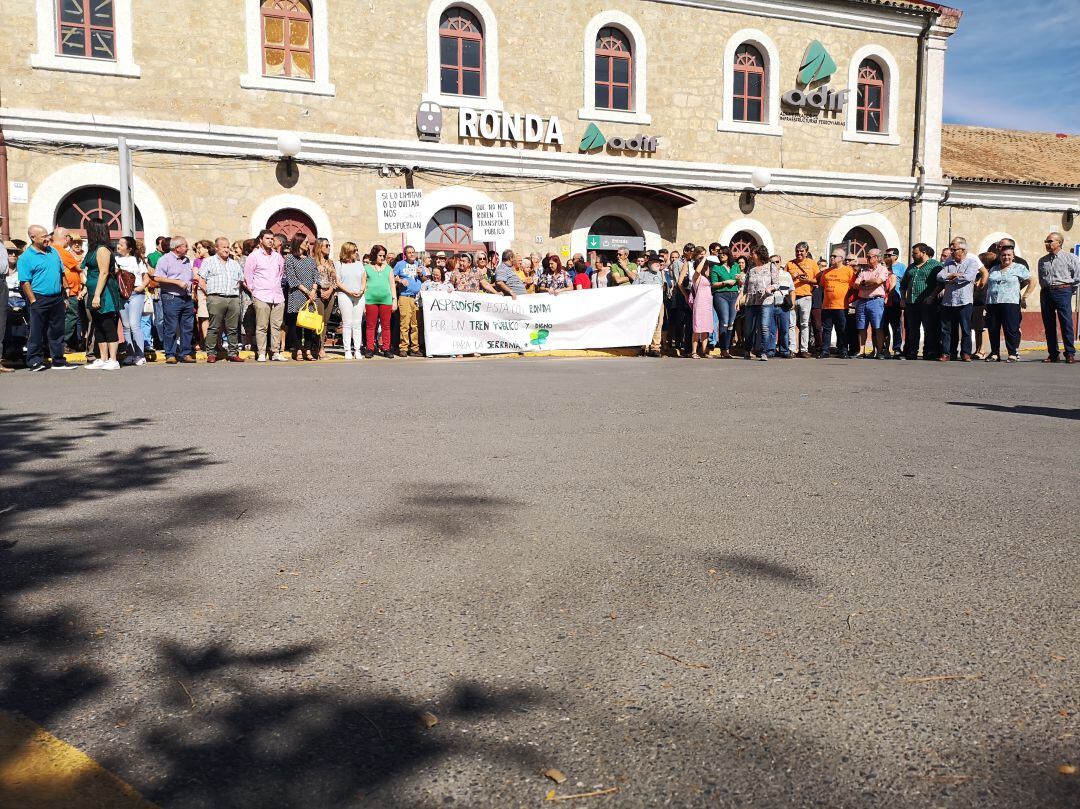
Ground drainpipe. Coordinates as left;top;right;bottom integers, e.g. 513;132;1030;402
0;95;9;241
909;10;936;257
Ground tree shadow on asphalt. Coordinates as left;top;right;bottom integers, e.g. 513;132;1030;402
706;553;816;587
0;418;546;809
142;642;545;809
375;484;523;541
947;401;1080;421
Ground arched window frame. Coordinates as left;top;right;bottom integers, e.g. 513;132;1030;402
438;8;485;98
855;59;885;134
718;30;781;137
732;44;766;124
425;0;501;110
241;0;334;96
593;27;633;113
843;45;900;146
32;0;140;77
579;11;651;126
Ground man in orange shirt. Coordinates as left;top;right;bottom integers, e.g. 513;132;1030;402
51;227;84;351
818;248;855;358
786;241;819;358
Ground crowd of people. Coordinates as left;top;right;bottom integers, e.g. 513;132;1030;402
3;217;1078;372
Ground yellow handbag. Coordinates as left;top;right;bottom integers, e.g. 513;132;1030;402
296;300;324;333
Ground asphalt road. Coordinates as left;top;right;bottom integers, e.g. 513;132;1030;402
1;356;1077;809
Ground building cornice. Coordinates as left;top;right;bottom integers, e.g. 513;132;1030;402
652;0;939;37
944;181;1080;213
2;107;944;202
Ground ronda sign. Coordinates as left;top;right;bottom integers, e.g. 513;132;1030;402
458;108;565;146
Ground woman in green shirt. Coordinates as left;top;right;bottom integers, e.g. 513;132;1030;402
710;246;741;358
360;243;397;359
84;218;123;370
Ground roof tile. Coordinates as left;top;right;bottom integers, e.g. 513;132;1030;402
941;124;1080;188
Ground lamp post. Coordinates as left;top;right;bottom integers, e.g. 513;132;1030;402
276;133;302;183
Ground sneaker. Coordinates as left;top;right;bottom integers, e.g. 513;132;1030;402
1007;355;1019;363
759;355;768;362
257;354;268;363
29;364;49;372
362;349;374;359
135;357;147;366
344;351;354;360
272;353;290;362
382;350;395;359
51;363;78;371
85;359;106;370
102;360;121;371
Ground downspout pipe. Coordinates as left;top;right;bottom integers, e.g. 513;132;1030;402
910;10;936;258
0;86;10;241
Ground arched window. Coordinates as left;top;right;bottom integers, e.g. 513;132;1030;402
426;207;488;253
841;227;878;267
267;208;317;241
733;44;765;123
594;27;633;112
261;0;313;80
56;0;116;60
56;186;144;239
729;230;759;259
856;59;885;134
439;8;484;97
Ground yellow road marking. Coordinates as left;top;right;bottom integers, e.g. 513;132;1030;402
0;711;157;809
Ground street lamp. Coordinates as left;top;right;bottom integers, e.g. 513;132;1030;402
741;167;772;214
751;167;772;191
277;133;302;183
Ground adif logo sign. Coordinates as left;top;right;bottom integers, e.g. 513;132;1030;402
578;123;658;155
782;41;849;113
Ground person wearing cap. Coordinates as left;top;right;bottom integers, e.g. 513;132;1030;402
634;253;665;356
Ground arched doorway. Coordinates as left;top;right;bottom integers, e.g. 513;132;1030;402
840;226;878;267
55;186;145;239
267;208;317;242
425;206;489;254
728;230;759;260
587;215;644;261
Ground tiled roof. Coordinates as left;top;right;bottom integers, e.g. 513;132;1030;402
848;1;963;26
942;125;1080;188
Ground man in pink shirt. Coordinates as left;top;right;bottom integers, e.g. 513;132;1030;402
853;248;889;359
243;229;286;362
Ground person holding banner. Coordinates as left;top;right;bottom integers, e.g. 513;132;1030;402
494;250;526;299
393;246;426;357
361;244;397;359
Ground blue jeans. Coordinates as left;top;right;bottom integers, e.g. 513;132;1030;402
121;293;146;361
27;294;69;367
743;304;774;357
939;303;973;358
820;309;848;357
713;291;739;350
141;313;153;348
161;294;194;360
1041;288;1076;358
153;295;164;348
769;305;791;356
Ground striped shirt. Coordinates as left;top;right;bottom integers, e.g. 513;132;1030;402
198;255;244;296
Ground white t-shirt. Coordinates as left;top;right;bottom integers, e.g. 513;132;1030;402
337;262;365;296
115;255;149;292
774;270;794;306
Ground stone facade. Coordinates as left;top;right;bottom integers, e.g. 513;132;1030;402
3;0;1076;341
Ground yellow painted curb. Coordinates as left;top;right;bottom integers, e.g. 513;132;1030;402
0;711;157;809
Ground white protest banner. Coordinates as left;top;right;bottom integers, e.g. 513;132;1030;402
421;285;662;356
376;189;424;234
472;202;515;242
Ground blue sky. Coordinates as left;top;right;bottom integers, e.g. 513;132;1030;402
944;0;1080;133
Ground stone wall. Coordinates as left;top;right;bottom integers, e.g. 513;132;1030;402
2;0;920;177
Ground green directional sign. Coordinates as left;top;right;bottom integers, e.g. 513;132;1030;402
798;40;837;86
579;122;607;152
